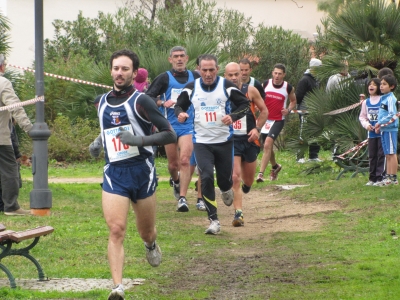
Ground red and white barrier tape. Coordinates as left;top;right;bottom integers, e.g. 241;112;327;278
290;109;309;114
336;139;368;160
323;102;362;115
380;111;400;127
7;64;113;89
0;96;44;111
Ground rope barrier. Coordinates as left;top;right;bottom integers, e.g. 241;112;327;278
290;109;309;115
323;102;362;115
336;139;368;160
380;111;400;128
0;96;44;111
7;64;113;89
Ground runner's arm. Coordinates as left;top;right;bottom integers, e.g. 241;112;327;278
174;82;195;115
136;95;177;146
145;73;169;106
287;87;297;111
225;80;249;122
249;85;268;129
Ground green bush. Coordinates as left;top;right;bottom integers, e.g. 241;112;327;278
252;25;310;86
48;115;100;162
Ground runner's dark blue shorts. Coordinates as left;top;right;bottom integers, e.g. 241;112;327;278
102;158;157;203
234;137;260;163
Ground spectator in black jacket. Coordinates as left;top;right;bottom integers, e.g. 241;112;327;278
295;58;322;163
0;118;22;212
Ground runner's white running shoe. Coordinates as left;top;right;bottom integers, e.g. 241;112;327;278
145;242;162;267
221;189;234;206
205;219;220;234
108;284;124;300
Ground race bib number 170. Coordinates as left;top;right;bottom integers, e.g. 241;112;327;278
104;125;139;162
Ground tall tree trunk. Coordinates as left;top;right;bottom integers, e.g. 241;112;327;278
150;0;158;23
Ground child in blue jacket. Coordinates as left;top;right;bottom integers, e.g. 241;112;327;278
375;75;398;185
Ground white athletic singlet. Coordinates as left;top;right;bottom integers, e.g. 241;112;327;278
191;77;232;144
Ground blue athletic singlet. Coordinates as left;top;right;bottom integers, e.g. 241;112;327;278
366;98;380;139
160;71;195;133
97;91;154;165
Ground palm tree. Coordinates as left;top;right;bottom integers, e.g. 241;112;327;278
287;0;400;160
0;12;10;56
316;0;400;80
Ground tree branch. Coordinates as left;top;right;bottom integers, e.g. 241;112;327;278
275;0;303;8
291;0;303;8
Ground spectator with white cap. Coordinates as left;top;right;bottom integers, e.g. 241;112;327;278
295;58;322;162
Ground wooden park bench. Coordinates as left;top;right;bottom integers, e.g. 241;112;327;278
0;224;54;288
332;140;369;180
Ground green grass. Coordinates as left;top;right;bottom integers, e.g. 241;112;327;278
3;150;400;299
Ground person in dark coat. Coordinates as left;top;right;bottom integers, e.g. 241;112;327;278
295;58;322;162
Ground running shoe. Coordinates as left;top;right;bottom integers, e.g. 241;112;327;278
177;196;189;212
196;198;206;211
172;182;180;200
108;284;125;300
297;158;306;163
365;181;375;186
256;172;264;183
221;189;234;206
232;210;244;227
241;183;251;194
269;164;282;181
205;219;220;234
373;181;384;186
381;178;392;186
392;179;399;185
145;242;162;267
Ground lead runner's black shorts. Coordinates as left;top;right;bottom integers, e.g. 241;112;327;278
234;137;260;163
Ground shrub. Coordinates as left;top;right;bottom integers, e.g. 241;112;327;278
252;25;310;86
48;115;99;162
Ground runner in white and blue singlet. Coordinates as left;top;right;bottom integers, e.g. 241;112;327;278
175;54;250;235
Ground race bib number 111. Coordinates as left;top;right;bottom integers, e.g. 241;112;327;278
200;105;223;127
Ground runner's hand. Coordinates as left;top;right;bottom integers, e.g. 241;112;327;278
89;135;102;158
116;127;143;146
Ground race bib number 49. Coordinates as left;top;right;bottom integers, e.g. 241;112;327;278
200;105;223;127
104;125;139;162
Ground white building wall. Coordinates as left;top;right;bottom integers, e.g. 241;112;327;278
214;0;324;39
4;0;324;67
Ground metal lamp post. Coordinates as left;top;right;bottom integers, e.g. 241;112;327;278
29;0;52;215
